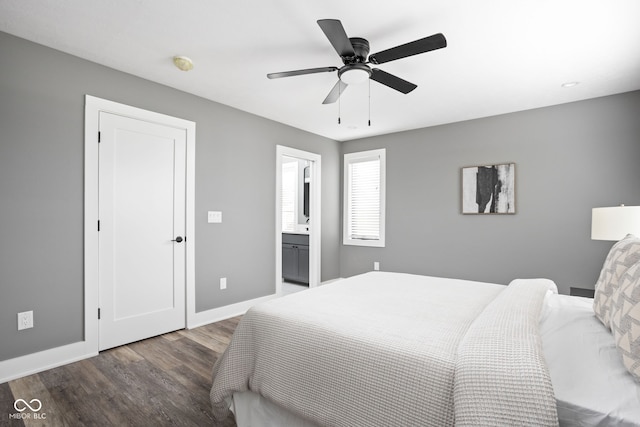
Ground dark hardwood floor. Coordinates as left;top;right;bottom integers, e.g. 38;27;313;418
1;317;241;427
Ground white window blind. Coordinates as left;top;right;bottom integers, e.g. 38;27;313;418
344;149;385;247
281;161;298;233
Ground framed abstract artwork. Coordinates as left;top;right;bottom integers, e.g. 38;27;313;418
462;163;515;214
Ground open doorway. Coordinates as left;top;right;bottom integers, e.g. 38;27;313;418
275;146;321;296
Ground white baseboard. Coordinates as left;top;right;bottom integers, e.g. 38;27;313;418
187;293;277;329
0;341;97;384
1;286;343;384
320;277;344;285
187;280;344;329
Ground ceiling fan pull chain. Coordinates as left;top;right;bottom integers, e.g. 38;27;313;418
338;81;342;124
368;79;371;126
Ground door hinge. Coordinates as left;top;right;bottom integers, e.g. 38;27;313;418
98;308;101;320
98;220;100;231
98;131;101;143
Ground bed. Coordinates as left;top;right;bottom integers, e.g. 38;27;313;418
210;271;640;427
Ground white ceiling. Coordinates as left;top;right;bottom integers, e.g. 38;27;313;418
1;0;639;142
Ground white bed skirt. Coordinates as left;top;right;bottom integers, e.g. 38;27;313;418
233;391;320;427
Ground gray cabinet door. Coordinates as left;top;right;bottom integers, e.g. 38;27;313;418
298;246;309;284
282;234;310;284
282;244;298;282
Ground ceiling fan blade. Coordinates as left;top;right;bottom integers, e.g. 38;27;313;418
370;69;417;94
369;33;447;65
267;66;338;79
322;80;348;104
317;19;356;58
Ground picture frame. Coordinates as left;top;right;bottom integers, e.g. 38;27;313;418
462;163;515;214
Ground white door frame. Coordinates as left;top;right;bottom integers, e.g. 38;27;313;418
84;95;196;354
275;145;321;294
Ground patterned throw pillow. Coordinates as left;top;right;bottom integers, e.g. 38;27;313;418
593;235;640;329
609;260;640;381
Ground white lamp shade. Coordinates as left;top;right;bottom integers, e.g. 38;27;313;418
591;206;640;241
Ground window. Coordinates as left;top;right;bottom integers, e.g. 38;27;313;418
343;149;386;247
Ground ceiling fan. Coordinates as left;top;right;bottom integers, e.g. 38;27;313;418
267;19;447;104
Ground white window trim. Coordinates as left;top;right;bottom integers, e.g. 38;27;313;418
343;148;386;247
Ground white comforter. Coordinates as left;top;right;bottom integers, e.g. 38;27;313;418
210;272;558;426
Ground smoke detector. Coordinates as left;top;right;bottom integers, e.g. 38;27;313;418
173;56;194;71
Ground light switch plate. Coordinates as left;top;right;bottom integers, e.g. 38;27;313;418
208;211;222;223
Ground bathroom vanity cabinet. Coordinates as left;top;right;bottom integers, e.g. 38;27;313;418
282;233;309;284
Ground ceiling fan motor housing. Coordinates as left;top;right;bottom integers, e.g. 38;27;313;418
346;37;370;63
338;37;373;83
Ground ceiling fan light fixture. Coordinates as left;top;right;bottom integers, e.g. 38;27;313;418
173;56;194;71
339;65;371;85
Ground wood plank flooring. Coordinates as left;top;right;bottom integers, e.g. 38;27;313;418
1;317;241;427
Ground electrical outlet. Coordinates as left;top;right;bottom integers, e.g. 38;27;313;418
17;311;33;331
374;262;380;271
220;277;227;290
208;211;222;223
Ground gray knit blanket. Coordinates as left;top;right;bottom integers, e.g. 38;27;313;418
210;272;558;426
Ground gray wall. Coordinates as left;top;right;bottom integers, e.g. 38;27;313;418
0;32;341;361
340;91;640;294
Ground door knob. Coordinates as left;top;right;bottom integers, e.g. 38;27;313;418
172;236;184;243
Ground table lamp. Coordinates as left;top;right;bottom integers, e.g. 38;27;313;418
591;205;640;241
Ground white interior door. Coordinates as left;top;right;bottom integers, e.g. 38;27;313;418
98;112;186;351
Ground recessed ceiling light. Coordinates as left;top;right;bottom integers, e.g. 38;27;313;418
173;56;194;71
561;81;580;88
